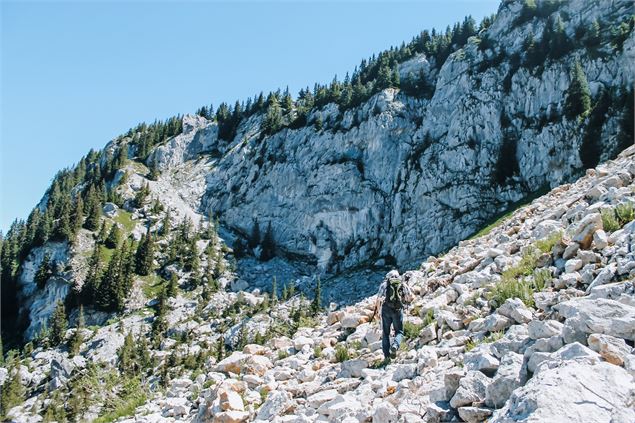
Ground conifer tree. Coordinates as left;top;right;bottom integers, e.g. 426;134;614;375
84;186;102;231
565;60;591;119
185;236;200;272
167;273;178;297
264;95;283;135
105;224;121;249
68;305;85;357
136;334;152;372
135;230;155;276
0;353;25;419
72;195;84;236
82;244;102;304
49;300;68;346
311;277;322;315
35;254;53;290
270;276;278;305
161;209;172;237
118;331;136;375
151;288;168;347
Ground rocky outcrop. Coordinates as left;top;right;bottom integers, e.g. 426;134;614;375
144;0;635;278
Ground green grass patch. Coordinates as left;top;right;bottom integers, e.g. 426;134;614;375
487;247;542;308
465;330;505;352
602;202;634;232
94;376;147;423
335;344;350;362
139;273;165;300
535;231;562;253
114;209;136;233
404;321;424;341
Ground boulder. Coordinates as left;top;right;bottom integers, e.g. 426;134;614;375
306;389;339;408
338;359;368;378
449;371;490;408
256;390;293;420
213;410;250;423
555;298;635;341
485;352;526;408
527;320;563;340
219;389;244;411
373;401;399;423
489;362;635;423
497;298;532;324
587;333;633;366
572;213;602;249
458;406;494;423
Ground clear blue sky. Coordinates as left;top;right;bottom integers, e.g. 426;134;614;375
1;0;499;232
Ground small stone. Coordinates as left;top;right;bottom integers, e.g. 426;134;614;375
458;406;494;423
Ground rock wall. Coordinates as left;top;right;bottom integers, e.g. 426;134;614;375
147;0;634;276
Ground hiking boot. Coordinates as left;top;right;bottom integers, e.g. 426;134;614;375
390;345;398;358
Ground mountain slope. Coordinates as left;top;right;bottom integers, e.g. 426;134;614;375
0;0;634;421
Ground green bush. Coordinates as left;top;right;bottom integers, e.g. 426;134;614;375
535;231;562;254
335;344;350;363
601;209;620;232
403;321;424;340
615;202;635;226
488;247;542;308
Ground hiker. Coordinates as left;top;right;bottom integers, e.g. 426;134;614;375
372;270;414;362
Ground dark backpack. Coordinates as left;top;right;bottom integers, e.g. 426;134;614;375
384;278;404;309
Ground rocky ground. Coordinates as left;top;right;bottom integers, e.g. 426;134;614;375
4;147;634;423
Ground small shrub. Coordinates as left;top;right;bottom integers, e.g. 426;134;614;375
422;309;435;327
465;339;478;352
335;344;350;363
313;345;322;358
277;350;289;361
615;202;635;226
533;268;552;291
535;231;562;254
601;209;620;232
403;321;424;340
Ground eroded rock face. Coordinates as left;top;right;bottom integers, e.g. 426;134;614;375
145;0;635;276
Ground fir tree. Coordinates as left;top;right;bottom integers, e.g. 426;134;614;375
72;195;84;236
151;288;168;347
185;236;200;272
270;276;278;305
35;254;53;290
0;353;25;419
310;277;322;315
68;305;85;357
167;273;178;297
105;224;121;249
49;301;68;346
135;229;155;276
84;187;102;231
82;244;102;304
160;209;172;237
264;95;283;135
118;331;136;375
565;60;591;119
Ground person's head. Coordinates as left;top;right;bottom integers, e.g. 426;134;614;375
386;270;400;280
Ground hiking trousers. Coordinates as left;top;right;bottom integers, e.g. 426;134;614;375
381;304;404;358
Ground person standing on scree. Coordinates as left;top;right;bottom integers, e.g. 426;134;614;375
372;270;414;364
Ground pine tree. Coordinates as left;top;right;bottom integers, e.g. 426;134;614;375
68;305;85;357
82;244;102;304
565;60;591;119
72;195;84;236
260;222;275;261
249;220;261;250
264;95;282;135
105;224;121;249
0;353;25;419
215;334;225;361
136;334;152;372
185;236;200;272
35;254;53;290
151;288;168;347
135;229;155;276
161;209;172;236
310;277;322;315
118;331;137;375
84;187;102;231
49;300;68;346
167;273;178;297
270;276;278;305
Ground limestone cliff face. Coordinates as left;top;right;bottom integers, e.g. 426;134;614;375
149;0;634;276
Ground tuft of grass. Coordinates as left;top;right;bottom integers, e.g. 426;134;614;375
335;344;350;363
601;209;620;232
404;321;424;341
488;247;542;308
615;202;635;226
535;231;562;253
465;331;505;352
422;309;435;327
277;350;289;361
94;376;147;423
140;274;164;300
313;345;322;358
